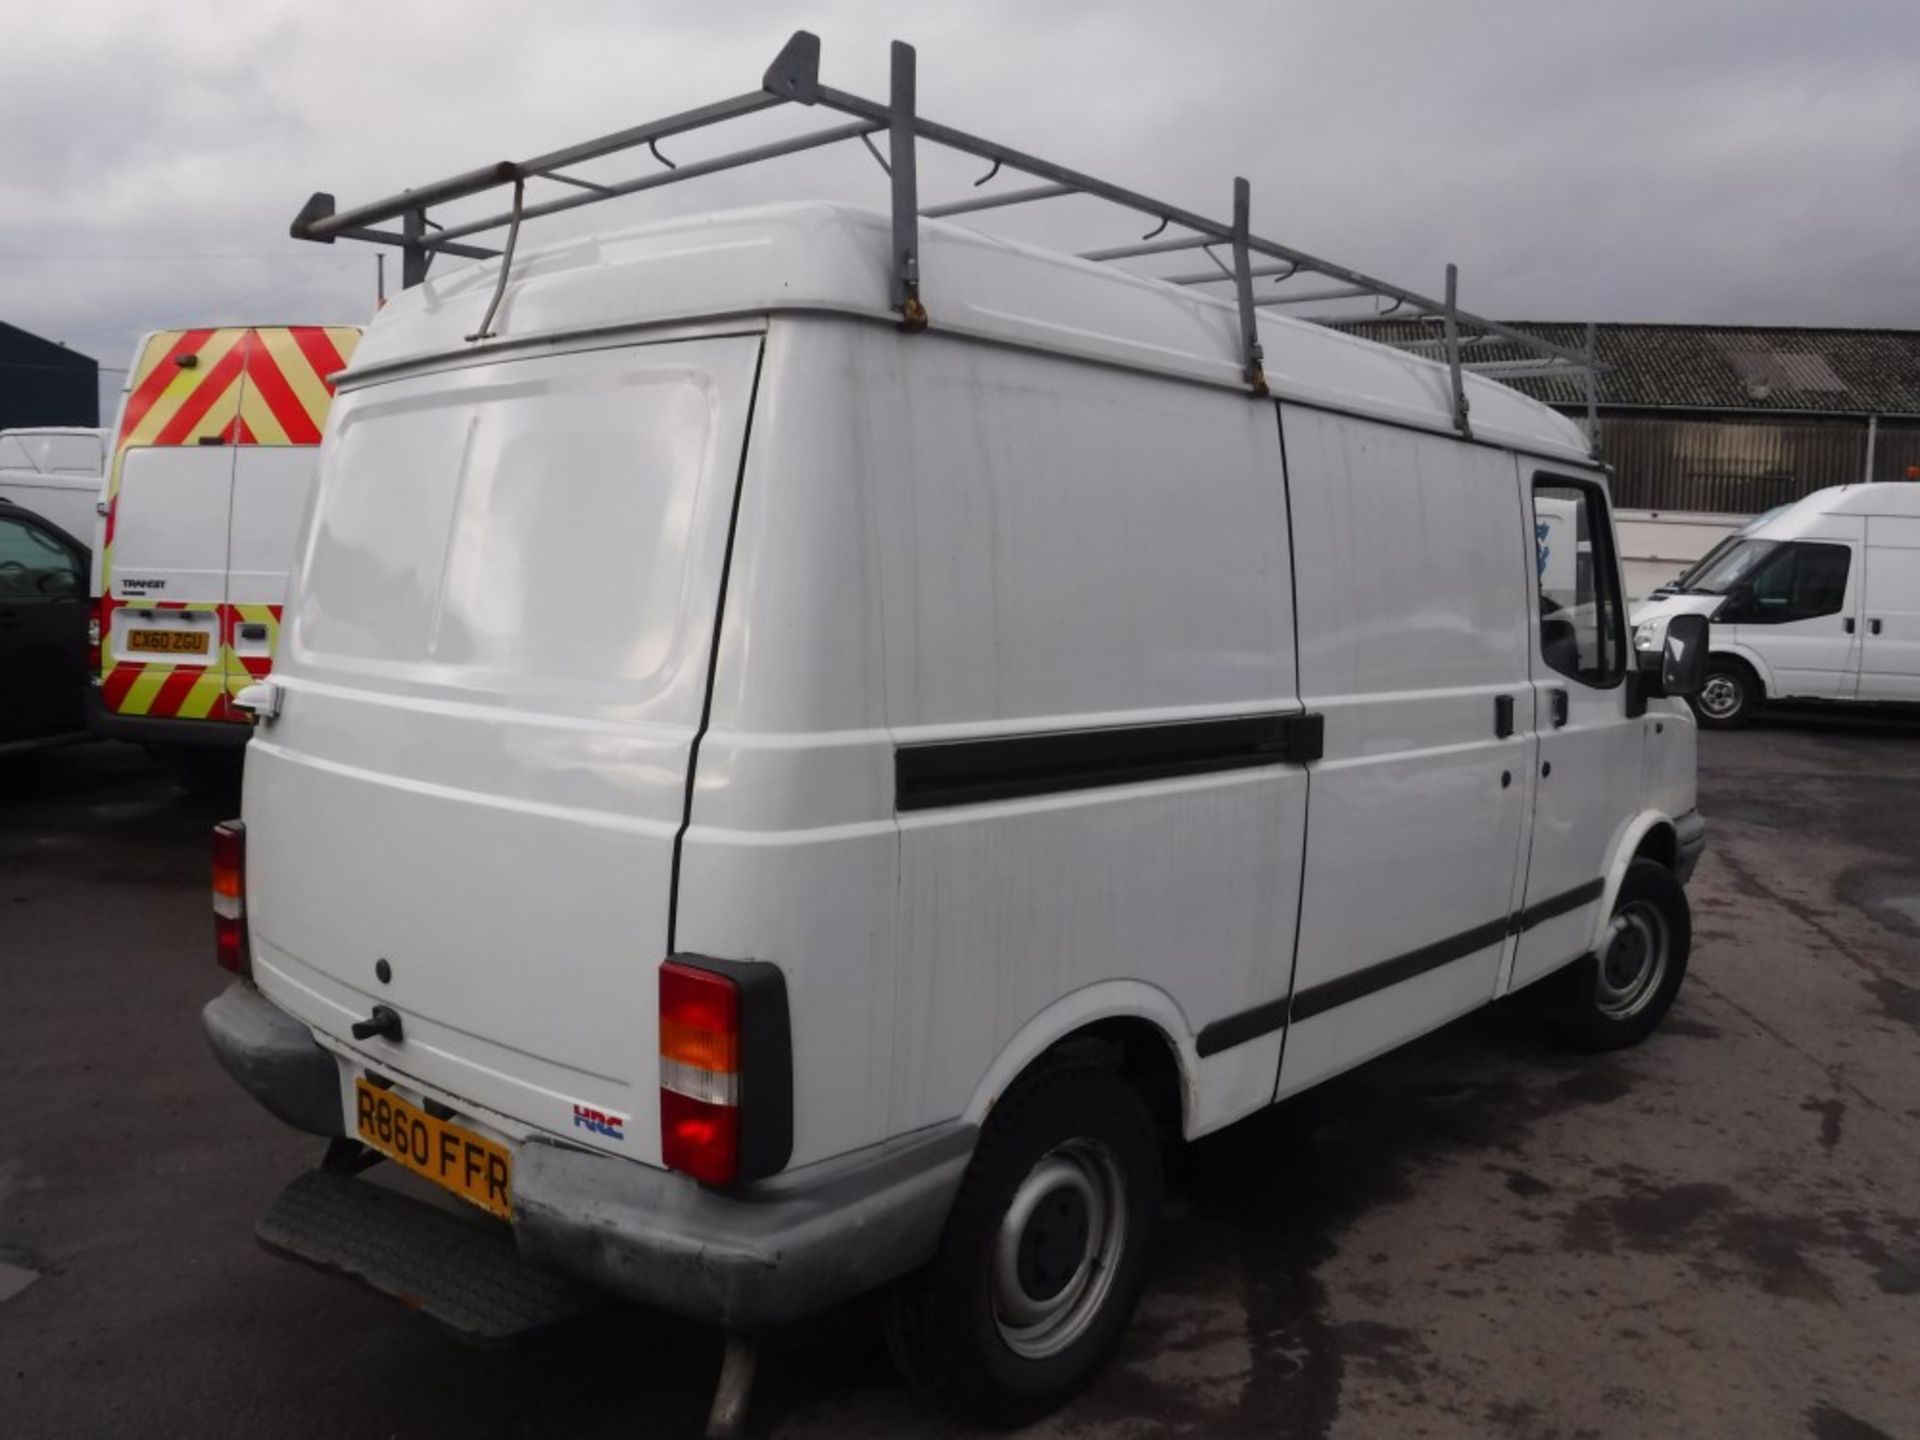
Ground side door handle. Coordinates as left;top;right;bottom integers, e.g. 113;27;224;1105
1844;617;1856;634
1870;618;1884;636
1494;694;1515;739
1549;688;1570;729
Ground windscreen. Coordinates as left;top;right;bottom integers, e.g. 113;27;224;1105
292;341;744;706
1679;538;1780;596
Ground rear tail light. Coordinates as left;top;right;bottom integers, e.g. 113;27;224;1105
87;598;103;674
212;820;249;978
659;957;791;1187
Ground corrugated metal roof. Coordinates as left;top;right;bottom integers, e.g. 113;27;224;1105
1337;322;1920;415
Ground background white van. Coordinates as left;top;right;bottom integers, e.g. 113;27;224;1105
1633;483;1920;725
0;425;106;549
90;325;360;779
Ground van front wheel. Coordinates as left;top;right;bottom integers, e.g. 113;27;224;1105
1552;859;1691;1052
884;1062;1162;1426
1691;656;1760;729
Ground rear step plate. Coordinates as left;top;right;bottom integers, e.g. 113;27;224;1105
257;1168;604;1341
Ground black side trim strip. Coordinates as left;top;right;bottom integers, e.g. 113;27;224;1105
1192;876;1609;1057
896;711;1322;812
1514;878;1605;932
1195;995;1290;1058
1290;917;1512;1023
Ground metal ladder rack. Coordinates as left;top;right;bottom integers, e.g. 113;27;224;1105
291;30;1603;454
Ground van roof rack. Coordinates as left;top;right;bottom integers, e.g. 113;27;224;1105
291;30;1602;450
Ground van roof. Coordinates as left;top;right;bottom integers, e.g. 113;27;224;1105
351;202;1594;463
1763;483;1920;534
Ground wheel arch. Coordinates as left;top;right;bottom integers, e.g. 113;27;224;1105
1709;642;1774;698
1591;809;1684;952
960;982;1195;1141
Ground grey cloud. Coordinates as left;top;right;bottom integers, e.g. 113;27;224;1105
3;0;1915;419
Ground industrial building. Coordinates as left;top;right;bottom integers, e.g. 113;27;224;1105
1346;321;1920;514
0;320;98;429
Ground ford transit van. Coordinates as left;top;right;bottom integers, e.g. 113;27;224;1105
203;33;1709;1433
1633;483;1920;726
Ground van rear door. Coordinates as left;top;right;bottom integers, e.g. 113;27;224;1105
103;330;246;720
244;334;763;1167
224;327;360;704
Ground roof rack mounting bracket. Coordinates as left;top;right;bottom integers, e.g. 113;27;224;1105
762;30;822;104
291;192;336;243
1442;262;1471;439
401;207;433;289
465;177;525;343
888;40;926;330
1231;178;1267;396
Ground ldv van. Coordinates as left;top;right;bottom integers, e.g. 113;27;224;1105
90;325;360;785
202;33;1709;1434
1634;482;1920;727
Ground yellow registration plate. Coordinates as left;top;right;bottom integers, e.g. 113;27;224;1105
354;1078;512;1219
127;629;209;655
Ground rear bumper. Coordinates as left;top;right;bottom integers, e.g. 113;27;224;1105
1675;810;1707;885
202;982;344;1136
204;981;975;1331
89;686;251;749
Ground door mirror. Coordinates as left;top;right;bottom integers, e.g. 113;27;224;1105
1658;613;1709;698
1632;612;1710;699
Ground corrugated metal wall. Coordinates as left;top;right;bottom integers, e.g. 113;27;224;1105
1596;414;1920;512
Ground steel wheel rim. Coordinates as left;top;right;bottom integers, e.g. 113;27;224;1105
1698;673;1742;718
1596;900;1670;1019
991;1138;1128;1360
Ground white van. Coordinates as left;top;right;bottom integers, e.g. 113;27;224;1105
1633;483;1920;726
0;426;105;548
202;35;1709;1434
89;326;360;780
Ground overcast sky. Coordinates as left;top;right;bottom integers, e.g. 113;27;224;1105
4;0;1917;421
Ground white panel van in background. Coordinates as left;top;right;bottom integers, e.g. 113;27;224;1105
1633;483;1920;726
199;33;1711;1435
89;326;360;788
0;426;105;550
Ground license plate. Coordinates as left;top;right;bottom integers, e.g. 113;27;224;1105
354;1078;512;1219
127;629;209;655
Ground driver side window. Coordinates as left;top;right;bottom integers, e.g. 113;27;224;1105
1722;542;1850;624
1533;477;1626;688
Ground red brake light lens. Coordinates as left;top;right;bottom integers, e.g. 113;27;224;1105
660;961;741;1185
212;820;248;977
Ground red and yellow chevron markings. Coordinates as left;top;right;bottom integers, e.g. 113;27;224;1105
98;325;360;723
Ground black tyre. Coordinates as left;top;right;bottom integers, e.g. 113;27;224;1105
884;1062;1163;1427
1552;858;1691;1052
1690;655;1761;729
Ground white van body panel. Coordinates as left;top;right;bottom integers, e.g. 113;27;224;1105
0;469;103;547
355;204;1591;466
247;334;764;1165
237;204;1683;1197
0;427;105;475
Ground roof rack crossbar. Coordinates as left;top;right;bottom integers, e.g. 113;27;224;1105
1078;234;1216;263
1165;261;1296;286
921;182;1078;218
431;119;881;246
291;28;1602;448
1259;284;1373;307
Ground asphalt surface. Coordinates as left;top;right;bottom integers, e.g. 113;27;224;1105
3;712;1918;1440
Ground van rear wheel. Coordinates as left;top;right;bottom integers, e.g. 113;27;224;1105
884;1062;1161;1426
1691;656;1760;729
1552;859;1691;1052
